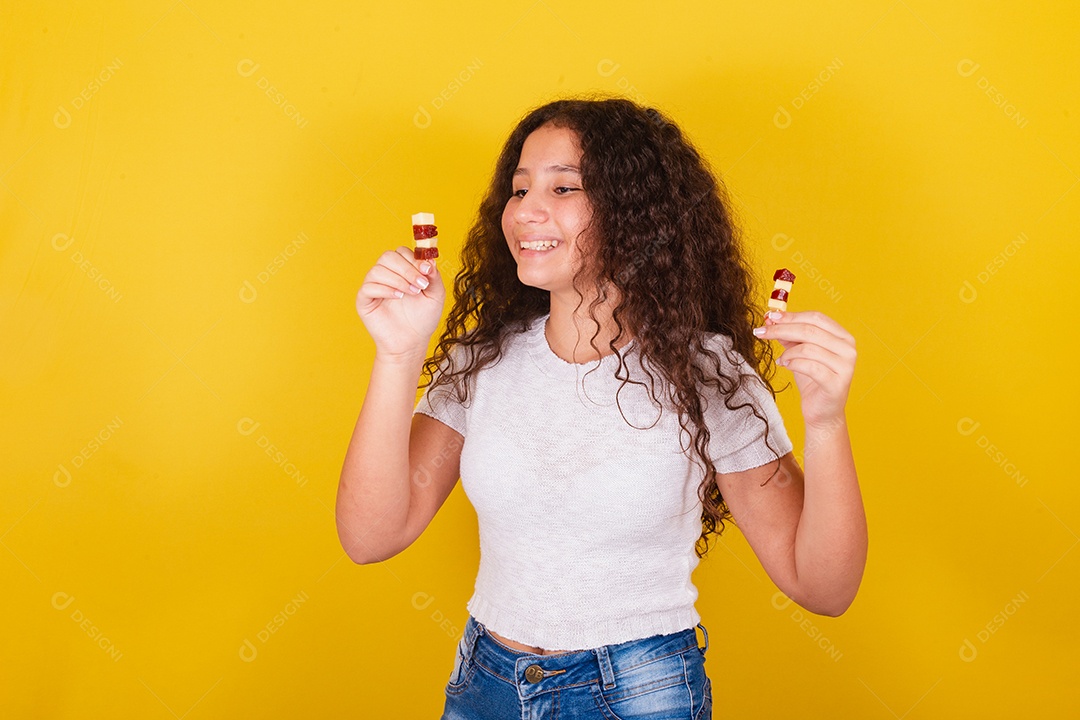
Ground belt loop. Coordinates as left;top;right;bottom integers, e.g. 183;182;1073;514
594;645;616;689
696;622;709;654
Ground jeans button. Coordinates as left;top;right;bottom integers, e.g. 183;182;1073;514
525;664;545;683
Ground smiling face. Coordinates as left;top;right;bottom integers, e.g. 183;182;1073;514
501;122;594;294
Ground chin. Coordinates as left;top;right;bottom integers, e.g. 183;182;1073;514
517;272;553;291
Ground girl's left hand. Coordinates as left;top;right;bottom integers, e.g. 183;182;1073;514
755;310;856;429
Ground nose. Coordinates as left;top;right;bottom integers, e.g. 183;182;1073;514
513;189;549;224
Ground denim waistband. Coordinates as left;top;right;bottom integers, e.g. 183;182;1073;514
459;615;709;700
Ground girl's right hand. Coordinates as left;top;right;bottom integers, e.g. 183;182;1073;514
356;247;445;361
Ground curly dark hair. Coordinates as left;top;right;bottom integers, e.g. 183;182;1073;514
420;94;789;559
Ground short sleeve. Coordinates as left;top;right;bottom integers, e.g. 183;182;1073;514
412;347;469;438
700;336;794;473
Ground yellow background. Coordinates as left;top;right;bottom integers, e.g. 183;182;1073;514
2;1;1077;717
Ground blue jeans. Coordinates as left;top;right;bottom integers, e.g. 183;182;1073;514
440;615;712;719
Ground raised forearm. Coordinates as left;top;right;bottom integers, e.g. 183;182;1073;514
792;415;867;615
336;351;427;563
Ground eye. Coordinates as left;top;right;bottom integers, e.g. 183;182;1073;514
554;187;579;194
512;188;527;198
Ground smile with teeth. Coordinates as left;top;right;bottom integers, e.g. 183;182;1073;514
520;239;560;251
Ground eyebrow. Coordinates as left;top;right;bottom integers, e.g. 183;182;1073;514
513;164;581;176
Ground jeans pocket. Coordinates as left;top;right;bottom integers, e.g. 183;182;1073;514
590;650;694;719
694;676;712;720
447;634;470;691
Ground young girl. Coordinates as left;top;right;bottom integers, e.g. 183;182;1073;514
338;97;866;720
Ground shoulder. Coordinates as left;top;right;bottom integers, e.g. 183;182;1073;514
694;332;779;409
698;331;754;376
430;325;530;388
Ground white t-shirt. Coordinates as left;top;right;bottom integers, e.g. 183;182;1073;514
413;312;794;649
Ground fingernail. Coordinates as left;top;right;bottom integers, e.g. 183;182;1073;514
753;327;766;337
409;284;422;294
420;262;431;274
767;311;782;321
415;276;429;289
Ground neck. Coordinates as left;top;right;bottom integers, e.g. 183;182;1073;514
545;289;632;363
